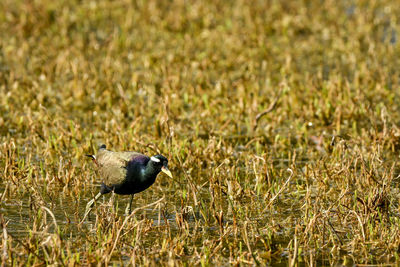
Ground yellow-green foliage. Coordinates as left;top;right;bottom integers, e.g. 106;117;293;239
1;0;400;265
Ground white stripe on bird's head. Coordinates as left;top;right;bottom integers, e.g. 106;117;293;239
150;156;160;163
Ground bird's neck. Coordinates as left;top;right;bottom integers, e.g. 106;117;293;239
142;163;160;179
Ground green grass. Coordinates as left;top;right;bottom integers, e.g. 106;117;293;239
1;0;400;265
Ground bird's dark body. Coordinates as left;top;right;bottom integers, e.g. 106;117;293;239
90;145;168;196
82;145;171;221
100;155;156;195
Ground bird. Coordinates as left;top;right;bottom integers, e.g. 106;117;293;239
82;144;172;221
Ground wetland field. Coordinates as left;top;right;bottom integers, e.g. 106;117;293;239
2;0;400;265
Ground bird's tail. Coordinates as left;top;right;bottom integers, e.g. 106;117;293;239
86;154;99;166
86;154;96;160
86;144;105;165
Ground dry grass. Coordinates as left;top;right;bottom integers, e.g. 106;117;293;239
1;0;400;265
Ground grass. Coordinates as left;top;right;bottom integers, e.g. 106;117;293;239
1;0;400;265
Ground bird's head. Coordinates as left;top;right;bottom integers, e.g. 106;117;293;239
149;155;173;178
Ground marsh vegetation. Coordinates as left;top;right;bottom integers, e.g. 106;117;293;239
1;0;400;265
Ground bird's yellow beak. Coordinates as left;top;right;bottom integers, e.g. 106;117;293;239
161;166;173;178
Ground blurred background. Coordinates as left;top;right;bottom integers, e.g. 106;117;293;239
1;0;400;265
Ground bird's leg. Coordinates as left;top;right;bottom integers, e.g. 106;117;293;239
81;192;102;223
129;194;134;214
125;194;134;215
109;191;116;213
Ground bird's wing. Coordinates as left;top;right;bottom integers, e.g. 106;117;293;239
116;151;144;162
96;150;144;186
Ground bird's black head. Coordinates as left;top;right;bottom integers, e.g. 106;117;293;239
149;154;173;178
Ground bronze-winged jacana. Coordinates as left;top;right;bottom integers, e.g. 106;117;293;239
82;145;172;221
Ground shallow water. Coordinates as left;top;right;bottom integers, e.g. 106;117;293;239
1;153;398;266
0;179;296;265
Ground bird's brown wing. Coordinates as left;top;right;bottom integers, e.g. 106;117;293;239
96;150;144;186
